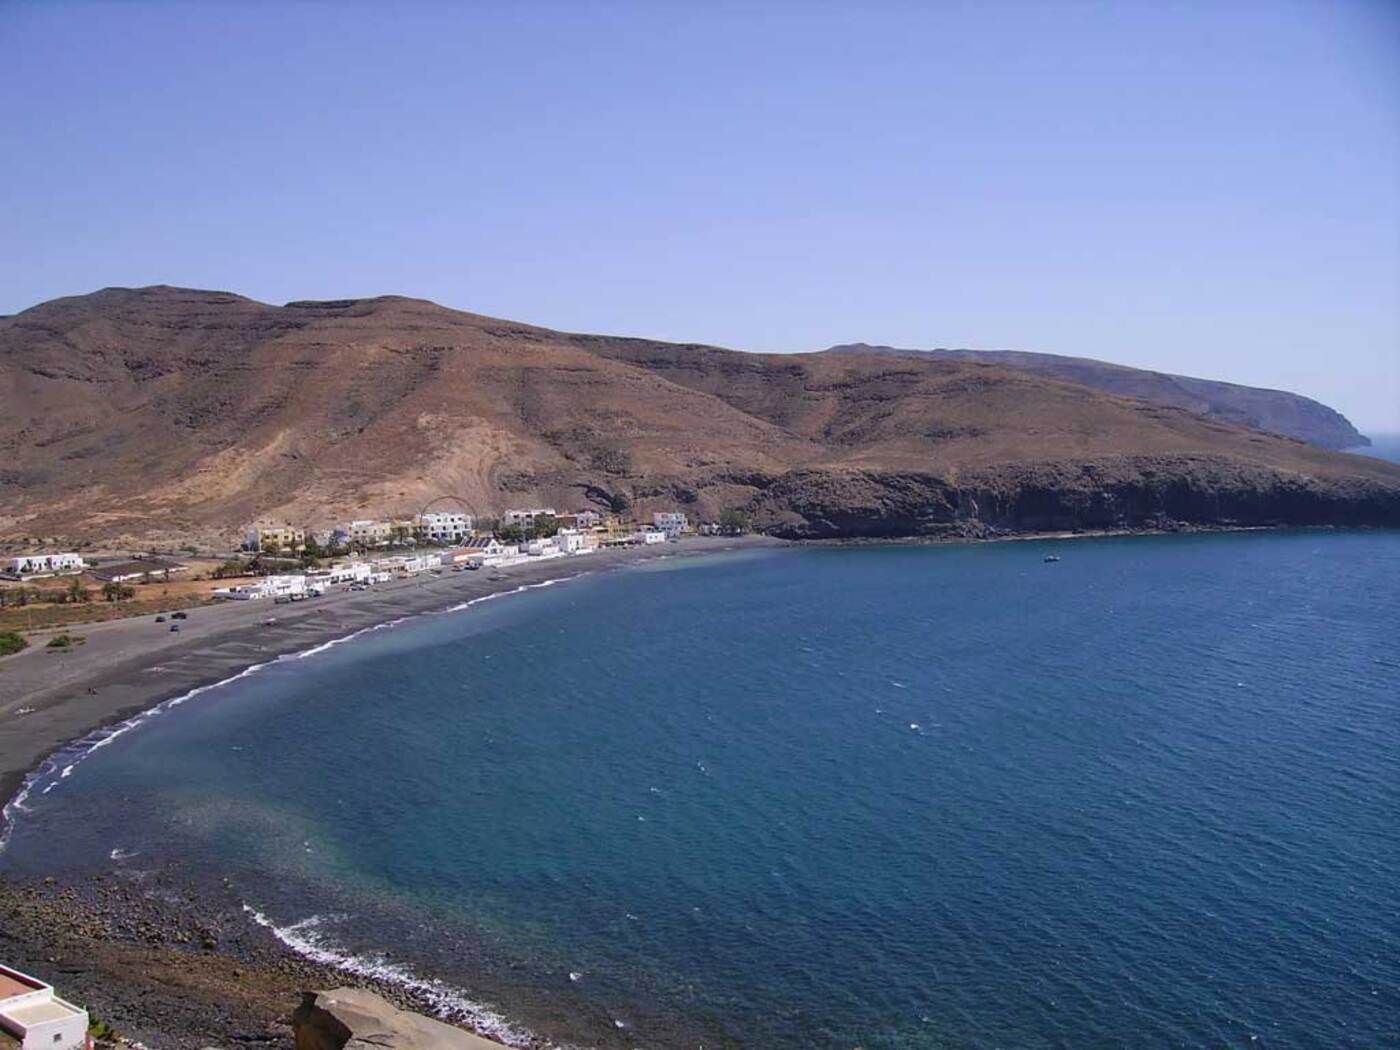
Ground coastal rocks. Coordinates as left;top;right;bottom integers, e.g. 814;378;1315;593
292;989;504;1050
748;457;1400;539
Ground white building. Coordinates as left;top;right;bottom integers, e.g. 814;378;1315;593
3;553;85;580
0;964;89;1050
653;511;688;536
309;562;372;587
555;528;597;554
502;507;557;530
259;574;307;598
634;529;667;545
416;511;473;544
573;509;602;529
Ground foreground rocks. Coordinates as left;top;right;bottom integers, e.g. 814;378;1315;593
293;990;503;1050
0;878;507;1050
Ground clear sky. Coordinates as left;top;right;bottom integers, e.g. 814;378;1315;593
3;1;1397;431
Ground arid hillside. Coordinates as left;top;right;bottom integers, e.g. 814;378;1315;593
3;286;1398;544
828;343;1370;449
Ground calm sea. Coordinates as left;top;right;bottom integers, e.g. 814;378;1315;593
5;532;1399;1048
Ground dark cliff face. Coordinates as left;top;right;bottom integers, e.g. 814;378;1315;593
748;459;1400;539
827;344;1370;451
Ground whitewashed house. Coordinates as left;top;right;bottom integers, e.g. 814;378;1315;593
415;511;473;544
308;562;372;588
0;964;89;1050
555;528;597;554
3;553;85;580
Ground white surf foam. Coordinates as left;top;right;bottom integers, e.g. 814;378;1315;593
242;906;542;1048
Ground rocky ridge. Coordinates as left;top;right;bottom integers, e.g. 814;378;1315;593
2;286;1397;544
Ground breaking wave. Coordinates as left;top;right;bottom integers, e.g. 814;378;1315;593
242;906;544;1048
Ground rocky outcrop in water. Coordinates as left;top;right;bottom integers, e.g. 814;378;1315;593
292;989;505;1050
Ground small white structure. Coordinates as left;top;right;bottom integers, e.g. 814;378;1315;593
0;964;89;1050
3;554;85;580
555;528;597;554
259;574;307;598
634;529;667;545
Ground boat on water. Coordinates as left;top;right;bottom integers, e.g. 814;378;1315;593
1044;554;1061;563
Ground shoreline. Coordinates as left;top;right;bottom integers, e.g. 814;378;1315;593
0;536;783;846
3;524;1394;1049
3;521;1386;832
0;536;787;1049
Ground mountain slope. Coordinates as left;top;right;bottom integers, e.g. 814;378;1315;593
3;286;1397;544
827;343;1370;450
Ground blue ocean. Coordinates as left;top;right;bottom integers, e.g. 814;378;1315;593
5;532;1399;1048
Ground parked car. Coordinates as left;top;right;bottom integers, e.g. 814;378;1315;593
172;611;188;620
155;615;166;623
169;623;180;632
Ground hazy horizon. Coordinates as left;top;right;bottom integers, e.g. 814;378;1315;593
3;2;1397;429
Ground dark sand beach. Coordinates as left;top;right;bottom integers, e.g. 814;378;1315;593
0;537;780;1049
0;536;780;833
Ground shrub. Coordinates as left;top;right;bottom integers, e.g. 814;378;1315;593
0;631;26;656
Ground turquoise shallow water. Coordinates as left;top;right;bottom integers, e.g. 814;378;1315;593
5;532;1399;1048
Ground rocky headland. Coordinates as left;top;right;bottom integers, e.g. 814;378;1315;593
3;286;1397;547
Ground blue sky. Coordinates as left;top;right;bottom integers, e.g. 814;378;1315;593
3;1;1397;431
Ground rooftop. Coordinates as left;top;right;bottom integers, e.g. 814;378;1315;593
3;999;82;1025
0;970;42;1002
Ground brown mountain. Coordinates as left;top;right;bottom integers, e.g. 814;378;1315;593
3;285;1398;545
827;343;1370;450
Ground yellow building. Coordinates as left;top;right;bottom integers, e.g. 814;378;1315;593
245;523;306;552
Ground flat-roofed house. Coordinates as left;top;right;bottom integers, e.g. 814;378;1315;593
245;524;305;552
652;511;688;536
3;554;85;581
415;511;473;544
501;507;557;530
89;557;187;584
0;964;89;1050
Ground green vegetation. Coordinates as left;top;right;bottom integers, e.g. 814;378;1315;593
46;632;85;649
0;580;95;608
88;1016;119;1041
0;630;27;656
719;507;752;534
211;558;249;579
100;581;136;602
